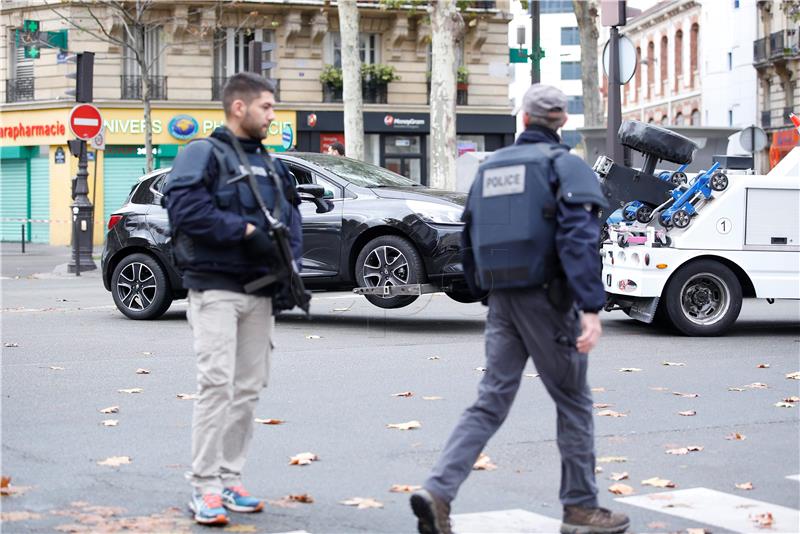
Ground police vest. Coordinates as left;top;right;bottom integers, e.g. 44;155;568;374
165;137;293;274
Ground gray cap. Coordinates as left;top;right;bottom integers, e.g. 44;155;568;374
514;83;568;118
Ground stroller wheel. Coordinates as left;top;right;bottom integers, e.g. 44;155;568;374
635;205;654;224
711;172;728;191
671;209;691;229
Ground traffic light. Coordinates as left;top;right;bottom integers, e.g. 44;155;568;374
65;52;94;103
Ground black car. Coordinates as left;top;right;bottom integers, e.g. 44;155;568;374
101;153;476;319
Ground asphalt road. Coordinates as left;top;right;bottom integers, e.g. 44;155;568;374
2;258;799;533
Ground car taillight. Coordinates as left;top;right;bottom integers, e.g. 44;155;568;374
108;214;123;230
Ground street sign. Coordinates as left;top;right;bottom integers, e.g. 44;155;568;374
91;127;106;150
69;104;103;140
510;48;529;63
739;125;768;153
603;34;637;84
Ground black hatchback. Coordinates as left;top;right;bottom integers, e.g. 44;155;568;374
101;153;477;319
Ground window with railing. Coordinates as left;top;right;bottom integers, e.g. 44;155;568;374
6;78;34;103
121;76;167;100
7;40;34;102
761;110;771;128
753;38;767;62
769;31;785;58
122;25;164;100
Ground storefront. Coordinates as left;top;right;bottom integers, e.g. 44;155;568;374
0;107;297;245
296;110;515;186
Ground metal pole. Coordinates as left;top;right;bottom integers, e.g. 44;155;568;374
68;139;96;273
21;224;25;253
92;149;98;236
73;209;80;277
606;25;624;163
530;0;541;84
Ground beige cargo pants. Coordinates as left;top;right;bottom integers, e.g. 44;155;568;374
186;289;273;494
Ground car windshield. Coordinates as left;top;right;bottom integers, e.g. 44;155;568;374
295;154;421;188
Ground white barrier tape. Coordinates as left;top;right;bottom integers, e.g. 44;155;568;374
0;218;73;224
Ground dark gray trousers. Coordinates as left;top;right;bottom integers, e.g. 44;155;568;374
424;288;598;508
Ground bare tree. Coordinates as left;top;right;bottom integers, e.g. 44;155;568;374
429;0;464;190
338;0;365;160
573;0;603;126
46;1;246;172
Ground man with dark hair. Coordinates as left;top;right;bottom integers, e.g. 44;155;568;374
326;141;345;156
163;72;303;526
410;84;629;534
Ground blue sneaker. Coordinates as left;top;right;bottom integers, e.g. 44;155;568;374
222;485;264;513
189;492;229;525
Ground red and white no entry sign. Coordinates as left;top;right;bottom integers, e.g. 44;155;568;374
69;104;103;140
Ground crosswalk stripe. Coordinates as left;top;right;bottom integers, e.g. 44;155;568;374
452;508;562;533
787;474;800;482
616;487;800;533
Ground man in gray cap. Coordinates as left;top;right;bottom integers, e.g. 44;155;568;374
410;84;629;534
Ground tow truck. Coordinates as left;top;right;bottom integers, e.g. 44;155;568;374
598;119;800;336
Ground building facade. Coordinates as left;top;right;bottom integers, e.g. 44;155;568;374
0;0;514;245
754;0;799;171
509;0;586;147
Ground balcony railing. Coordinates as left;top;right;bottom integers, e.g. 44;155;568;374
769;31;785;58
754;37;768;63
120;75;168;100
212;77;280;101
5;78;34;103
322;82;386;104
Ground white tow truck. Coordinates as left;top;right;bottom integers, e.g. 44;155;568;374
601;147;800;336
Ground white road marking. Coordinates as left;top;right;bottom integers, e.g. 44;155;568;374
787;474;800;482
617;487;800;533
452;508;561;533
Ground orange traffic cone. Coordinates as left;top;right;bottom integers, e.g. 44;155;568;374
791;112;800;131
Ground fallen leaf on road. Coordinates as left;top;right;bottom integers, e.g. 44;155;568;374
475;367;487;372
473;453;497;471
726;432;746;440
99;406;119;414
619;368;642;372
305;335;321;340
224;525;258;532
1;477;9;490
391;391;413;398
118;388;143;394
687;529;708;534
756;363;770;368
135;368;150;374
254;418;285;425
786;371;800;380
50;366;65;371
783;396;800;403
728;387;746;392
597;456;627;463
4;343;19;348
0;477;31;497
176;393;198;400
591;387;606;393
642;477;676;488
422;396;443;401
339;497;383;509
608;483;634;495
678;410;697;416
596;410;627;417
289;452;318;466
387;420;421;430
101;420;118;427
673;392;699;398
267;498;297;509
595;466;604;473
97;456;131;467
687;445;704;451
593;403;615;409
287;493;314;503
427;356;440;360
735;482;754;490
650;386;669;392
1;511;42;521
666;447;689;455
647;522;668;530
610;472;629;481
774;401;795;408
750;512;774;528
744;382;768;389
662;361;686;367
389;484;421;493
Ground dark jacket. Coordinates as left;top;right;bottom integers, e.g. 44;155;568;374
461;126;605;312
164;127;303;295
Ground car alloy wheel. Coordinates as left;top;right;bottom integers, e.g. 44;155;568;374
117;262;157;311
362;245;410;291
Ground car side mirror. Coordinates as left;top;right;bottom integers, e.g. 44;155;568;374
297;184;325;199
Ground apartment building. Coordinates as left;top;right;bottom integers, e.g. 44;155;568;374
0;0;513;245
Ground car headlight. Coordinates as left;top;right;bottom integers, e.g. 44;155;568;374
406;200;464;225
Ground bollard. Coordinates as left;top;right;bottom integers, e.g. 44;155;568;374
21;224;25;253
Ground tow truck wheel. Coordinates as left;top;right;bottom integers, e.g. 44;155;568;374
671;171;688;186
711;172;729;191
671;209;691;228
636;205;654;223
622;202;637;222
355;235;425;309
663;259;742;336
